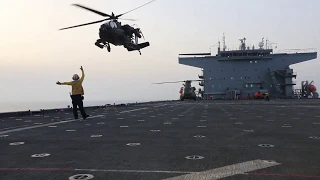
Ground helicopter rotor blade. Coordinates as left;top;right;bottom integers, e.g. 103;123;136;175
152;80;186;84
118;18;138;21
72;4;112;17
59;18;108;30
116;0;157;18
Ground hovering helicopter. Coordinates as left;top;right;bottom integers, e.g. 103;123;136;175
59;0;156;55
152;80;204;101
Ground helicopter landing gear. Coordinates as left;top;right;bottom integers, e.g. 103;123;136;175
105;43;111;52
138;50;141;55
95;39;111;52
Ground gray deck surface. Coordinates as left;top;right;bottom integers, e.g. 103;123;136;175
1;100;320;180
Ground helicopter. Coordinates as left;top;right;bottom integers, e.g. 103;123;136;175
59;0;156;55
152;80;204;101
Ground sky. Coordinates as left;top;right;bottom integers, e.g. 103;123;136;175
0;0;319;103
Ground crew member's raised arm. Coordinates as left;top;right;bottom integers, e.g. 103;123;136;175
79;66;85;82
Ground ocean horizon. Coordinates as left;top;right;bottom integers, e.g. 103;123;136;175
0;100;156;113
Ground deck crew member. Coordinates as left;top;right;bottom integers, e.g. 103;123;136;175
265;92;270;101
56;66;89;119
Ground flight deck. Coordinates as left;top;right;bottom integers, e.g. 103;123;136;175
1;100;320;180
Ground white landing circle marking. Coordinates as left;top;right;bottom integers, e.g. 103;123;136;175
309;136;320;139
150;130;161;132
69;174;94;180
0;135;9;137
9;142;25;145
117;118;124;120
91;135;102;138
126;143;140;146
164;122;172;125
31;153;50;158
193;135;205;138
97;122;105;125
235;122;243;125
120;126;129;128
258;144;274;148
200;120;207;122
85;124;91;126
313;122;320;125
48;126;57;128
66;130;76;132
292;117;300;120
141;113;146;115
282;125;291;128
24;120;32;122
172;118;178;120
16;119;22;121
34;123;42;125
138;120;145;122
150;116;156;118
197;126;206;128
243;130;254;132
185;155;204;160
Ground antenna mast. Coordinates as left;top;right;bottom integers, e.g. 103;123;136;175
222;33;226;51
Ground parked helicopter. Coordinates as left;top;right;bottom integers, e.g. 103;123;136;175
59;0;156;55
152;80;204;101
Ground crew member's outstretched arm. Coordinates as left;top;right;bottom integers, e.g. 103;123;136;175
56;81;72;85
79;66;85;83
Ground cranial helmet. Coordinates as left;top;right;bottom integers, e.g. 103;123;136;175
72;74;79;80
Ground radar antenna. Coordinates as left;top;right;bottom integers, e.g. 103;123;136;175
258;37;264;49
239;37;246;50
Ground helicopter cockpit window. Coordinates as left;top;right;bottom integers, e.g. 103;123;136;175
108;21;117;28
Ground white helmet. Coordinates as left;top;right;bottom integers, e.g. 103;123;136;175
72;74;79;80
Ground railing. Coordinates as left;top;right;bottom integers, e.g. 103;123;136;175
276;48;317;54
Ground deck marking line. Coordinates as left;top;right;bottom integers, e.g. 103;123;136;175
0;125;28;131
120;107;148;113
245;172;320;178
162;159;281;180
75;169;195;174
0;115;104;135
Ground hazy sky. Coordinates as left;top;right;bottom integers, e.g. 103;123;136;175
1;0;319;103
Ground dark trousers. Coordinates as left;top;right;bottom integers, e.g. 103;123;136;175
266;96;270;101
71;94;87;119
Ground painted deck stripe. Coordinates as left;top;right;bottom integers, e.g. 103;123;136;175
120;108;148;113
0;115;104;135
0;125;28;131
75;169;194;174
163;159;281;180
246;172;320;178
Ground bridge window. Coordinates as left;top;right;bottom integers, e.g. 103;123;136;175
240;77;243;79
231;77;233;79
250;61;252;63
255;61;257;63
250;84;253;87
245;84;248;87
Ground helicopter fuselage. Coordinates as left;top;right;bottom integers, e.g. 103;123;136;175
98;20;130;46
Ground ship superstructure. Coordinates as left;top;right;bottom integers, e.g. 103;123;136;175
178;34;317;99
